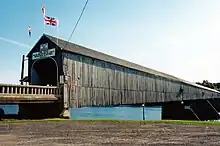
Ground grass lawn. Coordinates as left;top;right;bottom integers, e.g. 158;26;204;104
0;118;220;126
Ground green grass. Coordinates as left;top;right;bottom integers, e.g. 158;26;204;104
1;118;220;126
69;119;220;126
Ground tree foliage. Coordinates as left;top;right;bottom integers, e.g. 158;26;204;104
196;80;220;91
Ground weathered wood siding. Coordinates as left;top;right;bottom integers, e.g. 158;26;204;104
62;52;219;108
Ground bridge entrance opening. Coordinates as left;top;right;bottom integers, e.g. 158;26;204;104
31;57;58;86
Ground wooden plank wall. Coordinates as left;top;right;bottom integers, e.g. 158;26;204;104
62;52;218;108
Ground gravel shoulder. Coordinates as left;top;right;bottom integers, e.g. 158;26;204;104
0;120;220;146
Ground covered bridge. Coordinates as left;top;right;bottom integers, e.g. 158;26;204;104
24;34;220;120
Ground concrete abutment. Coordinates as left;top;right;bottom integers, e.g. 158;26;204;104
18;102;70;119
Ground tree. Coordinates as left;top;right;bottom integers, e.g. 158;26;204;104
196;80;220;91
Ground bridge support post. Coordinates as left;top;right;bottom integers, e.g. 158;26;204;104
59;83;70;119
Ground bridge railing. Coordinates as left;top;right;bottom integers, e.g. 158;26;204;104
0;84;61;96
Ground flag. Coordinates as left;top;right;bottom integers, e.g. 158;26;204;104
44;16;58;26
28;26;31;37
42;6;45;16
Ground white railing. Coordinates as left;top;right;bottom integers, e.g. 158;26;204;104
0;84;61;95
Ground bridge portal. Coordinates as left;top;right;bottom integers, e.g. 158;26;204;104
31;57;58;86
18;34;68;119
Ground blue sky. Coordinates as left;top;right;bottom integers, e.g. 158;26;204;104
0;0;220;84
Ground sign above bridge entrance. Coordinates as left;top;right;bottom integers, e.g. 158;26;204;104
32;43;55;60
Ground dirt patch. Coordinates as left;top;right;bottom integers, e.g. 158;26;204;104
0;121;220;145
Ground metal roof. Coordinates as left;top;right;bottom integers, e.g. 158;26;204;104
41;34;220;93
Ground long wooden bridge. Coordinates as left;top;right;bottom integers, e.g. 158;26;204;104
1;34;220;120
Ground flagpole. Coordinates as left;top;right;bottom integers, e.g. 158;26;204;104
42;6;46;32
56;18;59;46
43;17;45;31
28;26;31;49
29;36;30;50
57;26;59;46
